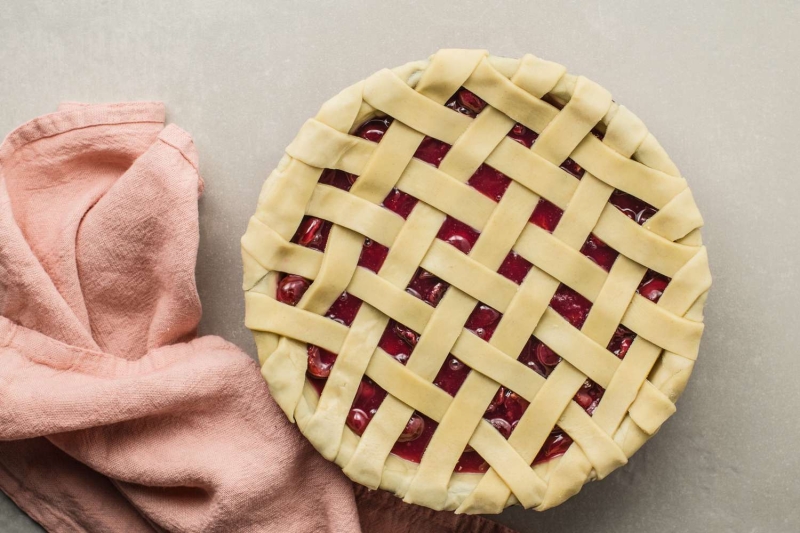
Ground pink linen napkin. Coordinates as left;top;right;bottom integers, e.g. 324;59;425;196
0;102;515;533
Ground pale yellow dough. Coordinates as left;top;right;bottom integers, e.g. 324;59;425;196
242;49;711;514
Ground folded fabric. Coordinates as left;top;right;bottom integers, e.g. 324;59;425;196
0;102;514;533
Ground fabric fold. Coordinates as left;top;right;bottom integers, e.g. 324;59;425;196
0;102;514;533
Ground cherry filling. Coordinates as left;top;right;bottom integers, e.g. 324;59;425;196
292;216;331;251
608;189;658;225
497;251;533;284
277;87;674;473
437;216;479;254
580;234;619;271
379;320;420;365
276;274;310;305
406;268;449;307
530;198;564;233
465;302;501;341
550;284;592;329
638;270;671;303
468;164;511;201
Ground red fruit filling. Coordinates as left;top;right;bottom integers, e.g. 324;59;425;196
292;216;331;251
638;270;671;303
464;302;501;341
319;168;357;191
279;89;674;473
448;88;487;117
437;216;479;254
381;187;418;219
550;284;592;329
497;251;533;284
276;274;310;305
580;234;619;271
378;320;419;366
609;189;658;225
530;198;563;232
406;268;450;307
468;164;511;201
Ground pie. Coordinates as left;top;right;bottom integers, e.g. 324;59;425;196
241;49;712;513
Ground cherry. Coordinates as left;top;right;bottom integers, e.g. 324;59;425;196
406;287;422;299
324;292;362;327
534;430;573;464
498;251;533;284
518;338;549;377
437;217;479;254
276;274;309;306
433;356;470;396
355;117;392;143
580;234;619;272
457;89;486;114
393;322;419;347
618;206;637;220
637;206;657;225
407;268;450;308
378;321;413;364
574;380;604;415
484;387;506;416
454;453;489;473
417;270;437;281
448;357;465;372
356;379;377;403
392;412;439;464
609;190;657;226
414;137;451;167
607;326;635;359
398;413;425;443
425;282;446;305
639;274;669;303
381;188;418;219
445;88;485;118
489;418;513;439
550;285;592;329
319;168;357;191
548;433;573;457
504;392;529;423
351;377;388;424
530;198;564;232
446;233;471;254
357;238;389;273
535;342;561;367
575;389;594;410
307;345;337;378
466;304;500;329
346;408;370;436
479;385;530;439
467;164;511;201
464;303;501;341
507;123;539;148
472;327;492;341
294;217;330;251
560;157;585;179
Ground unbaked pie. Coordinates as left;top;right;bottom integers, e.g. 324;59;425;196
242;49;711;513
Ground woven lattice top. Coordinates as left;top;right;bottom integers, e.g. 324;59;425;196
242;49;711;513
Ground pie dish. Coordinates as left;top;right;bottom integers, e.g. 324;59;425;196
241;49;711;513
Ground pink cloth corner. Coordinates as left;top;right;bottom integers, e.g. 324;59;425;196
0;103;516;533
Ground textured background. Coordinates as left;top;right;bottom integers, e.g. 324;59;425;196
1;1;798;532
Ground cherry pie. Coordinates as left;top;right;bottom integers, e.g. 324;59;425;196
242;49;712;513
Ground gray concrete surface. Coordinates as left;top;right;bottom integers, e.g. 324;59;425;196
1;1;798;531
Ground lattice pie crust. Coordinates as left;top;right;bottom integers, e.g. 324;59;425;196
242;49;711;513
